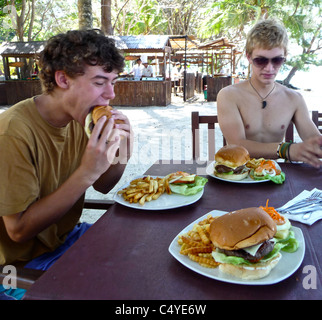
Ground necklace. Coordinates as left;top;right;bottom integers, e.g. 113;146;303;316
249;79;276;109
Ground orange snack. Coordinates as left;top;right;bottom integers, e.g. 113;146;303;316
260;199;285;225
255;160;281;175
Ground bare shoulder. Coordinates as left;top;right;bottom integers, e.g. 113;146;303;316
218;81;247;99
277;82;305;103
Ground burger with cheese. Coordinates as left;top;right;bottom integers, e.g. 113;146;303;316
85;105;124;138
210;207;284;280
213;145;250;181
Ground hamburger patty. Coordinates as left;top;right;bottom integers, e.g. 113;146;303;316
215;164;246;174
218;240;274;262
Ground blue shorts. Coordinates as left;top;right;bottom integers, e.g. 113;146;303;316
0;222;91;300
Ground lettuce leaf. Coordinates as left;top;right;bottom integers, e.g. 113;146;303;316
212;242;286;266
250;170;285;184
169;176;208;196
275;230;299;253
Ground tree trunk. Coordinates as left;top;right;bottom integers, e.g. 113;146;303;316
283;66;298;86
101;0;113;35
78;0;93;30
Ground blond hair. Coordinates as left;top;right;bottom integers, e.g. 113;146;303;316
246;19;288;56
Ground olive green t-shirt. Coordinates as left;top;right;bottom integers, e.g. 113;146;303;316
0;97;88;265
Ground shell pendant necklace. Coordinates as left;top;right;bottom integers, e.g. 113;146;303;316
249;79;276;109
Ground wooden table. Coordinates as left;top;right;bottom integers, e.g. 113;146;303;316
23;161;322;300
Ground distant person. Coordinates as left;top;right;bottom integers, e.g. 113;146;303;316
171;62;182;95
142;61;153;77
217;19;322;168
130;58;144;80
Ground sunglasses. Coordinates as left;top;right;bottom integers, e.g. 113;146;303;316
251;56;286;68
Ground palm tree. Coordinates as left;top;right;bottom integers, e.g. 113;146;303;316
78;0;92;29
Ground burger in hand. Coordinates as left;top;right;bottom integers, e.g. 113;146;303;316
210;207;284;280
84;105;125;139
214;145;250;181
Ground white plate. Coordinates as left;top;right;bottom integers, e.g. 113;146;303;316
206;160;281;184
169;210;305;285
114;176;204;210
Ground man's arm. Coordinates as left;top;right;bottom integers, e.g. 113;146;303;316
2;164;100;243
289;92;322;167
292;91;320;140
92;109;133;194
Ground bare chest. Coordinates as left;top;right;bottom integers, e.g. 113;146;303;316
237;92;294;142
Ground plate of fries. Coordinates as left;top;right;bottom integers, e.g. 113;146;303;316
114;175;204;210
169;210;305;285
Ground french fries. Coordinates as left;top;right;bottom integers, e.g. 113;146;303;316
246;157;265;169
178;215;220;269
117;175;172;205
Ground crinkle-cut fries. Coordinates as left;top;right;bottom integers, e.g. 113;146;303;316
178;215;220;269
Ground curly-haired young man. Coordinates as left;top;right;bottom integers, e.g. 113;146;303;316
217;19;322;168
0;29;133;299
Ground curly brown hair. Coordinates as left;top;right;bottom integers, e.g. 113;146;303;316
38;29;125;94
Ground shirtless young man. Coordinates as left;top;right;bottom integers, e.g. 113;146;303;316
217;19;322;168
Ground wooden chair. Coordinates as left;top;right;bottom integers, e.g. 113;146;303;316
284;121;294;142
282;110;322;142
191;111;226;160
312;111;322;133
83;198;114;210
191;111;295;160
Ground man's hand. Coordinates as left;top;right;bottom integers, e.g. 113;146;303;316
290;136;322;168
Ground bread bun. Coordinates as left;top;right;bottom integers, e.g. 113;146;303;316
92;105;124;125
218;252;281;280
215;145;250;168
210;207;276;250
84;105;124;138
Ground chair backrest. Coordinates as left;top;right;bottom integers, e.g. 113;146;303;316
191;110;322;159
285;122;294;142
312;111;322;134
283;110;322;142
191;111;226;160
191;111;296;160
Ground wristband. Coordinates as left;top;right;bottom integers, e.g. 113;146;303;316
287;142;294;163
277;142;293;160
276;142;283;158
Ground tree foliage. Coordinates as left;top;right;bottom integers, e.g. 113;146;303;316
201;0;321;83
0;0;320;83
